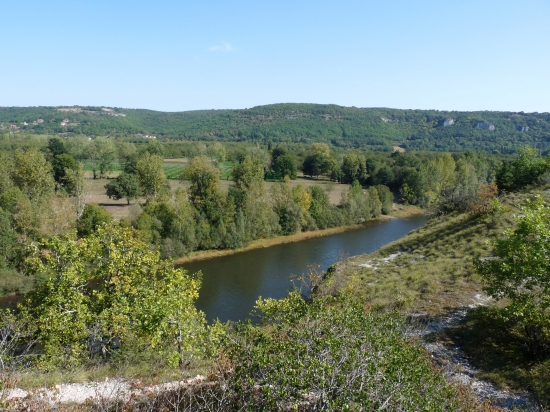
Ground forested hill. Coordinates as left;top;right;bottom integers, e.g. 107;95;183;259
1;104;550;153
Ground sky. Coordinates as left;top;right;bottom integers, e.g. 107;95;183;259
1;1;549;112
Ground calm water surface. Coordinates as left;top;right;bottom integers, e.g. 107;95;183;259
182;217;426;322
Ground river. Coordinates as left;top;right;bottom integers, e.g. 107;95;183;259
182;217;426;323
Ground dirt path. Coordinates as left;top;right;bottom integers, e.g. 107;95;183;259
409;294;537;411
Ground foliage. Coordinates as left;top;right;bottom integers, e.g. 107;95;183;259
495;146;548;192
457;306;550;409
272;153;297;180
86;137;117;179
19;225;206;369
11;148;54;202
51;153;79;191
475;196;550;357
375;184;394;214
3;104;550;153
231;155;265;193
341;151;367;183
76;203;113;238
46;137;67;158
135;152;168;202
184;156;224;220
302;143;334;179
104;172;142;204
476;196;550;312
213;293;460;410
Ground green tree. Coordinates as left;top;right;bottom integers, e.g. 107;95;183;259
87;137;117;179
116;141;138;172
476;196;550;312
496;146;548;192
231;155;265;193
136;153;168;202
0;209;16;268
341;152;367;184
21;225;206;369
310;142;331;158
207;142;226;163
12;148;55;202
475;196;550;356
105;173;142;204
308;185;331;229
142;139;165;157
76;203;113;237
302;153;332;178
63;163;87;217
184;156;224;220
375;185;393;214
273;154;297;180
51;153;79;190
47;137;67;158
0;151;14;196
170;188;198;253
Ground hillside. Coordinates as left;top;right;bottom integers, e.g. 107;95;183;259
321;188;550;408
1;104;550;153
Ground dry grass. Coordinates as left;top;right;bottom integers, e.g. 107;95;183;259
163;158;190;164
84;171;350;222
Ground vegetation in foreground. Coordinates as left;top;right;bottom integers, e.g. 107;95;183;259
322;187;550;408
1;139;550;409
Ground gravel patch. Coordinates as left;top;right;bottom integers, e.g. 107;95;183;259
4;375;207;406
408;294;537;411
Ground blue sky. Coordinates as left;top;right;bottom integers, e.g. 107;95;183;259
1;1;549;112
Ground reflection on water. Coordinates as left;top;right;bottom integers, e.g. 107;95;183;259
182;217;426;323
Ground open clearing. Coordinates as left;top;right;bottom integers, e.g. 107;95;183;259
86;171;349;221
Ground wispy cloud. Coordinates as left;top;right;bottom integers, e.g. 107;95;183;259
208;41;234;52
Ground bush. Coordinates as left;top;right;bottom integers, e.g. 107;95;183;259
209;293;460;410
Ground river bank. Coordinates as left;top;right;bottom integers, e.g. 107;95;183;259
175;204;424;265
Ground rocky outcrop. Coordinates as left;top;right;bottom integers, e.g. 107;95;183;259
475;121;495;131
442;119;454;127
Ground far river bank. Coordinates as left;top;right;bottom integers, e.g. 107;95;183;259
175;205;424;265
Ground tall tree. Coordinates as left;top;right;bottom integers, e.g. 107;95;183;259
105;173;142;205
76;203;113;237
51;153;79;191
207;142;226;163
184;156;224;221
273;154;297;180
12;148;54;202
87;137;117;179
136;153;168;202
47;137;67;158
341;152;367;184
231;155;265;193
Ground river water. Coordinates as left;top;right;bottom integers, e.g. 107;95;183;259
182;217;426;323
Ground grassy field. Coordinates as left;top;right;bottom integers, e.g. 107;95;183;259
321;192;534;314
82;158;190;180
85;161;350;221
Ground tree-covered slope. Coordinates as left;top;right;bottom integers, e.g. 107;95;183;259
2;104;550;153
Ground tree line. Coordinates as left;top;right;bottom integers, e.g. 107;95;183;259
2;104;550;153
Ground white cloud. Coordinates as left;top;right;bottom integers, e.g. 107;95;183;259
208;41;234;52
